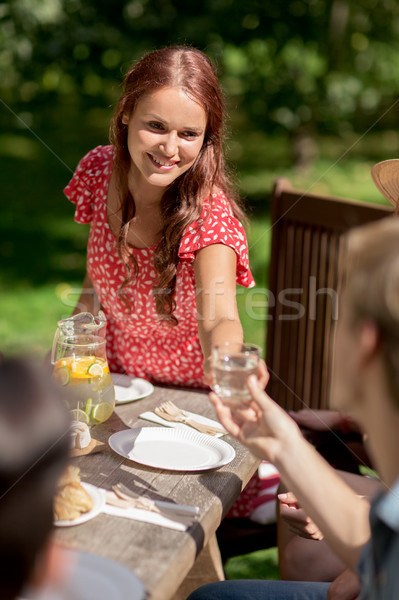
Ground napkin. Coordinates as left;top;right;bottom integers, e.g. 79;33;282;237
100;489;198;531
139;409;227;437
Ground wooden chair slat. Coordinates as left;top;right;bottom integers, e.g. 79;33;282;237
295;226;312;408
301;226;319;409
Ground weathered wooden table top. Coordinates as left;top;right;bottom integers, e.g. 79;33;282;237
55;384;260;600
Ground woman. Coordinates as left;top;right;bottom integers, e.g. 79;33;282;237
65;46;262;518
65;46;255;389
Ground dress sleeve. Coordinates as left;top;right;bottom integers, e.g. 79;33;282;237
178;193;255;288
63;146;103;224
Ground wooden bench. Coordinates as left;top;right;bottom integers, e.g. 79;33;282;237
265;178;393;413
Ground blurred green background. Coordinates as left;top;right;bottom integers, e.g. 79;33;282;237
0;0;397;578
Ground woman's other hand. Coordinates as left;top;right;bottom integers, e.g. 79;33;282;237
278;491;324;541
257;358;269;389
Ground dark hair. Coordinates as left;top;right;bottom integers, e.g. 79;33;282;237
0;358;70;600
110;45;246;324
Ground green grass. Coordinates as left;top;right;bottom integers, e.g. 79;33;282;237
237;215;270;357
225;547;279;580
0;282;81;358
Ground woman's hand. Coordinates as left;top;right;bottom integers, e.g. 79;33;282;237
202;356;213;387
257;358;269;389
278;491;324;541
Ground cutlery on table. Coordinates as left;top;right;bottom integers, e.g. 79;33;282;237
108;483;199;526
154;401;226;436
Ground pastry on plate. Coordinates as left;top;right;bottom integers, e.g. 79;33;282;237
54;465;94;522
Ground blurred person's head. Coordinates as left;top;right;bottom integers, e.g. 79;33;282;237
332;216;399;416
0;358;70;600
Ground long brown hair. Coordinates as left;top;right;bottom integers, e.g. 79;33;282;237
109;46;246;324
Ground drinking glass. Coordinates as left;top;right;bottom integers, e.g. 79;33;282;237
210;342;261;406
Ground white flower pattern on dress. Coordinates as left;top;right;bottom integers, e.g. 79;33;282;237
64;145;255;388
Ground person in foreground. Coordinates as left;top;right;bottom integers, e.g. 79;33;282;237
0;358;70;600
65;45;256;389
188;215;399;600
0;359;145;600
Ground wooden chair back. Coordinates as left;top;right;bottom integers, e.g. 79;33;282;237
265;178;393;412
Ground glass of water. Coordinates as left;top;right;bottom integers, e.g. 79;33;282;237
210;342;261;406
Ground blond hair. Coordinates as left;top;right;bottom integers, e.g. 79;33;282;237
344;216;399;404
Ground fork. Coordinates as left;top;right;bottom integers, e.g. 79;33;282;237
154;401;226;436
111;483;198;525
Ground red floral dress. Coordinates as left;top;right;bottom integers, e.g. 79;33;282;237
65;145;260;517
64;145;255;388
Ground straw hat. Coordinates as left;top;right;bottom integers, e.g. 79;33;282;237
371;159;399;209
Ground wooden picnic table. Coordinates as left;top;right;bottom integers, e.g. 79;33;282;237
55;384;260;600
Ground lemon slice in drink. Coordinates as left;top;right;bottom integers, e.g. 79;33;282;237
92;402;113;424
54;366;70;386
69;409;90;425
87;362;104;377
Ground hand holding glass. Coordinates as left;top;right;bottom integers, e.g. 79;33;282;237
210;343;261;406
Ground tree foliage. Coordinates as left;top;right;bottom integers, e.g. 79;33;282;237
2;0;399;137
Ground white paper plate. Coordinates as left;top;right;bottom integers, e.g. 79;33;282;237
20;549;145;600
54;482;105;527
108;427;235;471
111;374;154;404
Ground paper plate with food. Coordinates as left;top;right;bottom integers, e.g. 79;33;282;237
54;465;105;527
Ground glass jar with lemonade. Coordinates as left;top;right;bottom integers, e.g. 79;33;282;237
51;312;115;425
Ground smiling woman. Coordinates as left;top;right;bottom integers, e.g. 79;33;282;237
63;46;259;392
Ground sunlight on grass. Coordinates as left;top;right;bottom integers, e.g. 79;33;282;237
225;547;279;580
238;215;270;356
0;284;77;357
236;130;394;209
